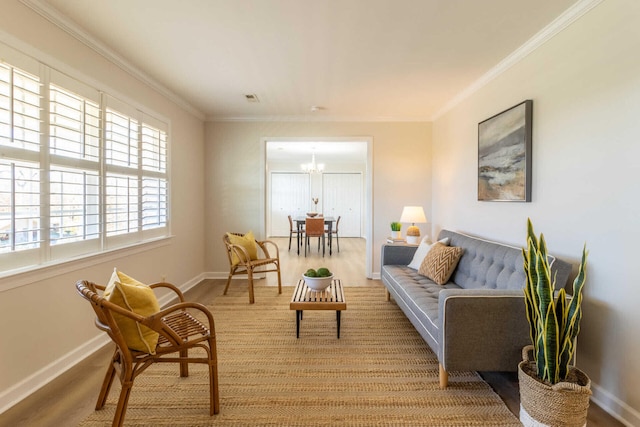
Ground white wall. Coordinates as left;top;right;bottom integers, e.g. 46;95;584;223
432;1;640;424
0;1;206;411
204;120;431;281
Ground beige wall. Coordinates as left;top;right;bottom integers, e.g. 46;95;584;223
432;1;640;424
204;121;431;279
0;1;206;409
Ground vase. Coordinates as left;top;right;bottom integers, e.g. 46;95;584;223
391;230;401;239
518;346;591;427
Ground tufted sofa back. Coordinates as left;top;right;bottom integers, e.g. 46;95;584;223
438;230;572;291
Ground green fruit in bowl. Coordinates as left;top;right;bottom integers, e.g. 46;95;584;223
317;267;331;277
305;269;318;277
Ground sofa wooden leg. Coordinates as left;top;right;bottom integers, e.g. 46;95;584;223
439;364;448;389
385;289;390;301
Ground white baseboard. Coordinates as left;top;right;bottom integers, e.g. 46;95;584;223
203;271;265;280
590;381;640;427
0;273;205;415
0;333;111;414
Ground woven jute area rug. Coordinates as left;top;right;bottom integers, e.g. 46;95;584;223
80;283;520;426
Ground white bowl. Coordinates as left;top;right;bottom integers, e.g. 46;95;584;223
302;274;333;291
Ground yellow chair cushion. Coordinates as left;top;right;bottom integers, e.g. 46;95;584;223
227;231;258;266
104;269;160;354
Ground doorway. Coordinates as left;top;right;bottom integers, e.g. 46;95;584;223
263;138;373;278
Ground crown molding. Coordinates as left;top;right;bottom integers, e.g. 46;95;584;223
19;0;206;121
205;114;431;123
430;0;604;121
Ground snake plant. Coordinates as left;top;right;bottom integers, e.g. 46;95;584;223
390;221;402;232
522;219;588;384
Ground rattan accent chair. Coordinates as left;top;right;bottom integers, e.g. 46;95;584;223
223;233;282;304
305;217;325;257
75;280;220;427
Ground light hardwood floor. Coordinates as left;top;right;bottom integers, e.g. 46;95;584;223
264;236;370;287
0;237;622;426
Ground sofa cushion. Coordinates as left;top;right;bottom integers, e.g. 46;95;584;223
407;237;450;270
381;264;461;350
419;243;464;285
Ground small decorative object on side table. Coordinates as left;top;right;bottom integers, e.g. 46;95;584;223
386;236;407;244
390;221;402;239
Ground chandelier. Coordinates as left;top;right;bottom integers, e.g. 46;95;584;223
301;154;324;174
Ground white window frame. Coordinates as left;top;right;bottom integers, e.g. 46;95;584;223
0;42;170;278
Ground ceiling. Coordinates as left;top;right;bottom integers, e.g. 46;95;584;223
35;0;578;122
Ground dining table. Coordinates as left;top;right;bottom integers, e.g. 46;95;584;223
294;216;336;256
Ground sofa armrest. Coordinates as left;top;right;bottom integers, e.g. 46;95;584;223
438;288;531;372
381;244;418;266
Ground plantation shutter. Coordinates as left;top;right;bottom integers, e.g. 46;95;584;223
0;58;42;269
141;113;168;234
48;70;102;256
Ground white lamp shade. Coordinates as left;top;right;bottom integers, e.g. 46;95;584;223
400;206;427;224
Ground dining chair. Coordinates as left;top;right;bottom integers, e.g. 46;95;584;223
305;217;325;257
287;215;303;251
76;279;220;427
326;215;341;253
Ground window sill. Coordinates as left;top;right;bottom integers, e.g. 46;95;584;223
0;236;174;293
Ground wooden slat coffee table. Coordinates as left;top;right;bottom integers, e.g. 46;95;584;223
290;278;346;338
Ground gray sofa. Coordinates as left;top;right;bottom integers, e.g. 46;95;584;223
381;229;572;388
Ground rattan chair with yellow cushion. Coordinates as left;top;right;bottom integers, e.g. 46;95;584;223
223;231;282;304
76;270;219;427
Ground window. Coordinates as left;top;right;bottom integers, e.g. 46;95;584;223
0;48;169;273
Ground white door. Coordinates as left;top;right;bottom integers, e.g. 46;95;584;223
322;173;362;237
270;173;309;236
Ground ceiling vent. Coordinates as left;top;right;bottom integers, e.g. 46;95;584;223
244;94;259;103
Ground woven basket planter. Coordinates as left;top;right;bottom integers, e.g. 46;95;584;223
518;347;592;427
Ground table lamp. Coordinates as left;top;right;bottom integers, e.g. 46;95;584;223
400;206;427;244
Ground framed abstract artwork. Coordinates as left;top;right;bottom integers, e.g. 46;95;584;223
478;100;532;202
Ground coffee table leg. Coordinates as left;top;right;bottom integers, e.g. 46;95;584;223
296;310;302;338
336;310;341;338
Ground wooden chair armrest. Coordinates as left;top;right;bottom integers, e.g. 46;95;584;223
149;282;185;302
99;297;147;322
229;243;252;264
257;239;279;259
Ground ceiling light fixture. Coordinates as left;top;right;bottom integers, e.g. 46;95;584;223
310;105;323;112
301;153;325;174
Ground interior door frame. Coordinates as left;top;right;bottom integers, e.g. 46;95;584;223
261;136;373;278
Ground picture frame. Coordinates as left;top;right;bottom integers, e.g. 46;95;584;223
478;100;532;202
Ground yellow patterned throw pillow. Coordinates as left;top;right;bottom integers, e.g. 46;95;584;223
227;231;258;266
104;269;160;354
418;242;464;285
